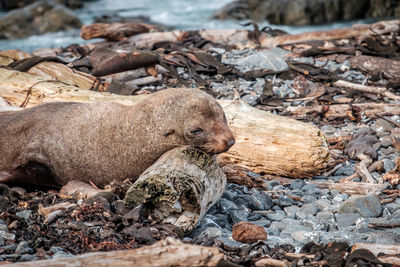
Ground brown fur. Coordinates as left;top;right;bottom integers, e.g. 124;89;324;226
0;88;234;188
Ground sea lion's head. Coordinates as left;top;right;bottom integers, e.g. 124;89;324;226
152;88;235;154
182;94;235;154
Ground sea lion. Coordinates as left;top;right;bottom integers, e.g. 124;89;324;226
0;88;235;188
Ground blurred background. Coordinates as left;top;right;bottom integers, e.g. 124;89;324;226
0;0;398;52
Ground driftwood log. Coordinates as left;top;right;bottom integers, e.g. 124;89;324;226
219;100;329;178
2;237;230;267
0;68;329;178
124;146;226;233
125;20;400;49
0;50;108;92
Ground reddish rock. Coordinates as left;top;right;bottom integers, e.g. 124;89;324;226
232;222;268;244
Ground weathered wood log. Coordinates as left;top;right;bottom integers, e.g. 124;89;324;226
81;22;158;41
129;29;251;49
260;19;400;47
0;50;108;91
124;146;226;233
349;55;400;81
286;103;400;119
334;80;400;101
126;20;400;49
0;68;329;178
2;237;229;267
310;181;388;195
219;100;329;178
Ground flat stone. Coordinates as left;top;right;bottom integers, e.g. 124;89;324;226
296;203;319;219
52;251;74;259
229;208;250;224
215;237;244;251
336;213;360;228
242;94;259;106
232;222;268;244
316;210;335;222
250;219;271;227
366;230;400;244
265;210;285;221
234;48;289;72
290;179;306;190
338;194;382;218
15;241;34;254
19;254;37;261
291;230;321;244
372;118;394;133
281;224;311;236
16;210;32;220
284;205;300;219
314;199;334;211
218;198;238;214
385;202;400;213
278;195;295;207
198;227;224;240
380;136;392;148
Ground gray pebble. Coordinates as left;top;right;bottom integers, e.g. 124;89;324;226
229;208;250;224
19;254;37;262
250;219;271;227
215;237;244;250
290;179;306;190
52;251;74;260
278;195;295;207
16;210;32;220
15;241;34;254
284;206;300;219
242;94;259;106
217;198;238;214
366;231;400;245
336;213;360;228
338;194;382;218
265;210;286;221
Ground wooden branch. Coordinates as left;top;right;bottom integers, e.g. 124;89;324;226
3;237;227;267
310;181;388;195
0;68;329;178
349;55;400;81
286;103;400;119
81;22;158;41
260;19;400;47
128;29;251;49
334;80;400;101
124;146;226;233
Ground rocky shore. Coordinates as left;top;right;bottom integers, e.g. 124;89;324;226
0;5;400;267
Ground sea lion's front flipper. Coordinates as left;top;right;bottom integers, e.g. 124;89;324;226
0;161;61;189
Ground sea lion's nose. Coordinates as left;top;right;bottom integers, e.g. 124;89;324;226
226;138;235;148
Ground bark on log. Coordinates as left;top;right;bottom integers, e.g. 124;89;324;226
124;146;226;233
0;68;329;178
2;237;229;267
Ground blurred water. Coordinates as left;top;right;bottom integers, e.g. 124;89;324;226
0;0;372;52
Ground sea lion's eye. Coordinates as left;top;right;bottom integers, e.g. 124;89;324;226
191;128;203;135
